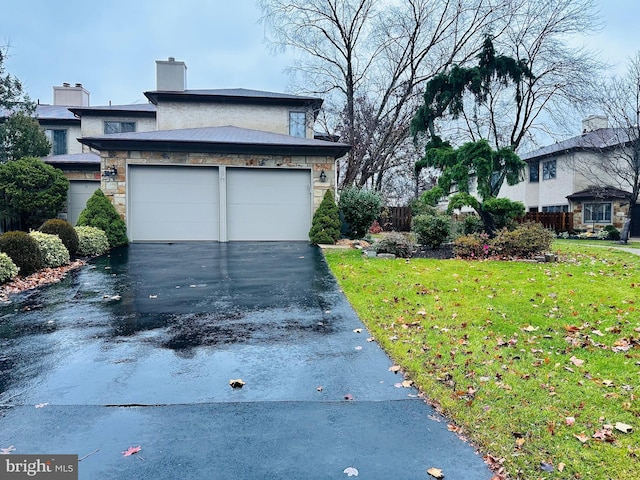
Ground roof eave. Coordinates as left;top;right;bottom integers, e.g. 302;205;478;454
143;91;324;111
79;138;350;159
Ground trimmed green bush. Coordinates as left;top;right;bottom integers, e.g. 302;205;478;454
75;226;110;257
411;213;451;249
0;253;19;283
0;231;43;276
492;222;554;258
482;197;525;230
338;187;383;239
373;232;415;258
603;225;621;240
453;232;493;259
29;231;70;268
39;218;80;256
76;190;128;248
0;157;69;230
309;190;341;245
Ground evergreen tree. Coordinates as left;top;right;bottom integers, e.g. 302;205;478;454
309;190;341;245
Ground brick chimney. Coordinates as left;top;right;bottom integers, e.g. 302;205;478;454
156;57;187;91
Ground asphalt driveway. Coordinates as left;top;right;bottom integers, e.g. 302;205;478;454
0;243;493;479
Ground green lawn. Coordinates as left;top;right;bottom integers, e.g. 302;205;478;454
324;242;640;479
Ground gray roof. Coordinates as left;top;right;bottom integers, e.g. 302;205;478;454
42;152;101;164
144;88;324;110
80;125;350;158
35;105;78;121
521;128;632;160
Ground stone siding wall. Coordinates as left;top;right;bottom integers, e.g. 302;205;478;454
100;150;335;220
571;199;628;231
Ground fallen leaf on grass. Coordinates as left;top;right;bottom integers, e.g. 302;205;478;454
569;356;585;367
540;462;554;472
229;379;245;388
615;422;633;433
574;433;589;443
343;466;359;476
565;416;575;426
427;467;444;478
522;325;539;332
558;462;565;472
1;446;16;454
122;446;141;457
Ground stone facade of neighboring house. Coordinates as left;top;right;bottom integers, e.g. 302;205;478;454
499;115;639;235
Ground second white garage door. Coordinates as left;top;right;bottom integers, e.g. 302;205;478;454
227;168;311;241
128;166;311;242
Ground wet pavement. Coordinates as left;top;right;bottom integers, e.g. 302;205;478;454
0;243;493;479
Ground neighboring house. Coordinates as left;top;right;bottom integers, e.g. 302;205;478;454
499;115;640;236
2;57;350;241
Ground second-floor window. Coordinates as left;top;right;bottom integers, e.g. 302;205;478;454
529;161;539;182
45;129;67;155
289;112;306;138
104;121;136;134
542;159;556;180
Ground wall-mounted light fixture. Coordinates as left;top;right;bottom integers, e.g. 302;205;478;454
319;170;327;182
102;166;118;179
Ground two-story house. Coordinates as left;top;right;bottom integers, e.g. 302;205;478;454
6;57;350;241
499;115;640;236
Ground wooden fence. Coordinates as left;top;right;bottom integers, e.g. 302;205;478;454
521;212;573;233
378;206;412;232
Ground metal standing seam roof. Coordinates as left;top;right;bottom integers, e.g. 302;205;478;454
79;125;351;158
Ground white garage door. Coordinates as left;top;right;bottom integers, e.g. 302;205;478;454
227;168;311;241
129;165;220;241
68;180;100;225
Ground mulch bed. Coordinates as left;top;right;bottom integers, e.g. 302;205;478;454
0;259;86;303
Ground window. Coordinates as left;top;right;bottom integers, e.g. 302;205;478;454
584;202;612;223
104;121;136;134
542;205;569;213
529;161;539;182
542;159;556;180
289;112;306;138
45;129;67;155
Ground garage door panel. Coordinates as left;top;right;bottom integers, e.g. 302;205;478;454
68;181;100;225
227;169;311;241
129;166;219;242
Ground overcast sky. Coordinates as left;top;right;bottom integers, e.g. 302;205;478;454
1;0;639;107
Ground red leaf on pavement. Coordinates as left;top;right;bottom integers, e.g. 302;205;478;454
122;446;141;457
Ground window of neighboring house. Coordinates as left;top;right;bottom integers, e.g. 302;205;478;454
45;129;67;155
542;159;556;180
542;205;569;213
584;202;612;223
529;161;539;182
104;121;136;134
289;112;307;137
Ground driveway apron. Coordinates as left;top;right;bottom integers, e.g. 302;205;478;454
0;243;493;479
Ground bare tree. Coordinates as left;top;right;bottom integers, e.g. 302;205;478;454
258;0;513;192
448;0;603;152
573;53;640;241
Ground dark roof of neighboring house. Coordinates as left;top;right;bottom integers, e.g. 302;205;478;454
566;186;631;201
1;105;79;125
68;103;157;118
42;152;101;165
143;88;324;111
79;125;350;158
521;128;632;161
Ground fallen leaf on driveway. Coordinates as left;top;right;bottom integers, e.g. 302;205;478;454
427;467;444;478
35;403;49;408
1;445;16;454
229;379;245;388
615;422;633;433
389;365;402;373
122;446;141;457
317;386;323;392
344;393;354;401
149;295;157;299
353;328;363;333
343;466;359;476
354;346;363;351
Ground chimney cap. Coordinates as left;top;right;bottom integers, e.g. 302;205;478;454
75;83;82;88
62;82;70;87
168;56;175;62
